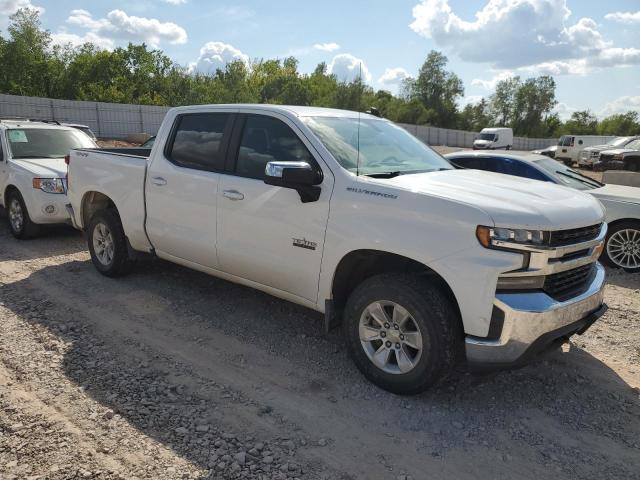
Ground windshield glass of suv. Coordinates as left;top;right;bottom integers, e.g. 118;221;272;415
302;116;452;175
6;128;96;159
611;137;631;147
479;133;495;141
624;139;640;150
533;158;601;190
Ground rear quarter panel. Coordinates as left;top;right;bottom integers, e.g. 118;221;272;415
68;149;151;251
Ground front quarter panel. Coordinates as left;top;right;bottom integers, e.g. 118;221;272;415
318;175;524;338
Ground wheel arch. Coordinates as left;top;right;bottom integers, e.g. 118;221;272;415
3;184;20;206
80;191;120;230
328;249;462;330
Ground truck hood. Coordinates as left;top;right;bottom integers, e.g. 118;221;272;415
601;148;638;156
11;158;67;177
590;184;640;205
375;169;604;230
584;144;620;153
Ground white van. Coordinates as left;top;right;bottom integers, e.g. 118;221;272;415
556;135;615;165
473;128;513;150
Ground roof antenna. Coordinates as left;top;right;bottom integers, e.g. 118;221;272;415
356;62;362;177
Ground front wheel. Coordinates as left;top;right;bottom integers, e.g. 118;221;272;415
7;190;40;239
343;274;461;394
601;221;640;273
87;209;133;277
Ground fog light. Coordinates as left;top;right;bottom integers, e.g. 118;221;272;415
496;275;545;290
43;204;56;214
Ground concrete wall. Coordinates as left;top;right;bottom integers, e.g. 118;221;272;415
0;93;557;149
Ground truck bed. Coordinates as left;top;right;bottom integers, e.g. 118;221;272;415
67;147;152;252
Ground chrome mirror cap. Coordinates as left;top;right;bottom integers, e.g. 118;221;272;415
265;161;312;178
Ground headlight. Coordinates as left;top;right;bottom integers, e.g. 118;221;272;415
476;225;547;249
32;178;65;194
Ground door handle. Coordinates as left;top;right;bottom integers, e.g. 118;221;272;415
151;176;167;186
223;189;245;201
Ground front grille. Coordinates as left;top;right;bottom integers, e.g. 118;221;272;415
548;224;601;247
544;264;594;300
599;154;614;163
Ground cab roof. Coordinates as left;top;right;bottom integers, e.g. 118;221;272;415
0;118;78;131
168;104;381;120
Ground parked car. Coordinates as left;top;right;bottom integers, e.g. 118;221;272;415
140;135;156;148
0;118;97;238
594;138;640;172
67;104;607;394
578;136;639;168
556;135;615;166
446;151;640;272
532;145;557;158
473;127;513;150
63;123;97;141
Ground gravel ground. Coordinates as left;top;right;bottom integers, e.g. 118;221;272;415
0;214;639;479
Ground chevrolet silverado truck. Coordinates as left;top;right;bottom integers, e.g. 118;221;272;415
66;105;608;394
1;118;97;238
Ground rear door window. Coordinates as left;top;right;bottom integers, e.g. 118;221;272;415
166;113;232;171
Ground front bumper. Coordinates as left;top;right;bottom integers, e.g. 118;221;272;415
465;262;606;368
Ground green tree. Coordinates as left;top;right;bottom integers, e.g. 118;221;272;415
598;111;640;136
561;110;598;135
458;98;490;131
405;51;464;127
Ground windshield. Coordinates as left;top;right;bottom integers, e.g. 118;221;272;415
302;116;452;176
533;158;602;190
611;137;631;147
6;128;96;159
624;139;640;150
478;133;495;141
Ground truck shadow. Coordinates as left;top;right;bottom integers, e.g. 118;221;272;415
1;257;638;478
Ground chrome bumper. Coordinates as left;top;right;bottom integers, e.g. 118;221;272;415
465;262;606;367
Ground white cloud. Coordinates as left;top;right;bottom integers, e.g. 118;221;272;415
378;67;411;86
314;42;340;52
605;11;640;25
471;70;515;90
0;0;44;27
600;96;640;117
460;95;484;107
51;31;115;50
65;9;187;48
553;102;577;120
409;0;640;74
328;53;372;83
163;0;187;4
191;41;249;74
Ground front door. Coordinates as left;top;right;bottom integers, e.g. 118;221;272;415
217;113;332;302
145;112;233;268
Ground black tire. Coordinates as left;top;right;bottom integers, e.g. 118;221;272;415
87;209;133;277
506;145;512;150
343;273;462;395
601;220;640;273
6;190;40;239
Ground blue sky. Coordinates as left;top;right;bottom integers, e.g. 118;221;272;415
2;0;639;118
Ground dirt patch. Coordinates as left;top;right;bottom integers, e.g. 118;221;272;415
0;221;638;479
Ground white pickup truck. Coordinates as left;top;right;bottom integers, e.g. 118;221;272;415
1;118;97;238
67;105;608;394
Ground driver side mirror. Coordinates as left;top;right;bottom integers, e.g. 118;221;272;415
264;161;323;203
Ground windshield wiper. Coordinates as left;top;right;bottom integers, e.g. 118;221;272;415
364;168;451;179
555;170;602;188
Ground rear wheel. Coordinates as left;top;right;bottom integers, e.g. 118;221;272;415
343;273;461;394
87;209;133;277
601;221;640;273
7;190;40;239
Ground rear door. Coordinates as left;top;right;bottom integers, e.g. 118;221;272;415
145;112;234;268
216;112;333;302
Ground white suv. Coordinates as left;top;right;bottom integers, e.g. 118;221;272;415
0;118;97;238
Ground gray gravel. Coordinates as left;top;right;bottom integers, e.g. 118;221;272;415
0;218;638;480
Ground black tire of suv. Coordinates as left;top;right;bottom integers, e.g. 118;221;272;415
343;273;462;395
7;190;40;239
601;220;640;273
87;209;134;277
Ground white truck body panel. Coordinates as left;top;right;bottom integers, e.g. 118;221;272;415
473;128;513;150
557;135;616;163
67;104;607;368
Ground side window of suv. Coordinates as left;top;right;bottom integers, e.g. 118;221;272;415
498;158;550;181
235;115;314;179
166;113;231;171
